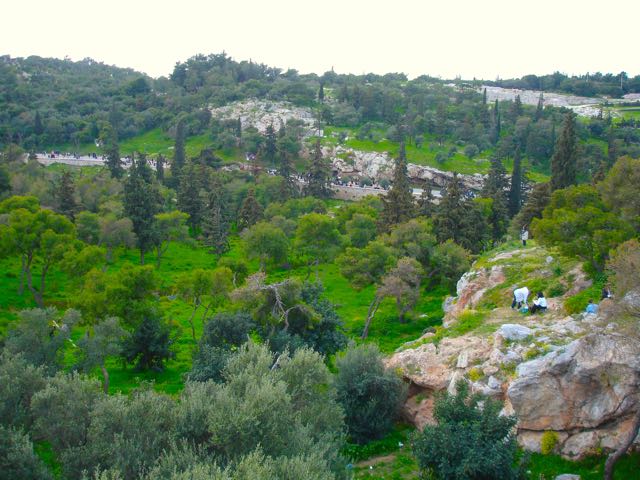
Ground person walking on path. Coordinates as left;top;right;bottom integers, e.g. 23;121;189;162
521;226;529;247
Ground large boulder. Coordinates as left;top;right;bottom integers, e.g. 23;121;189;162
508;333;640;458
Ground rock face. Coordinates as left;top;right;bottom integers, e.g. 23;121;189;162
388;245;640;459
443;265;505;326
328;145;485;192
210;99;319;138
508;333;640;458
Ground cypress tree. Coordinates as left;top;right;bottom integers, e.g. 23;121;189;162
57;170;77;221
550;112;577;191
263;123;277;164
509;94;523;119
34;111;44;136
417;184;435;217
171;118;186;181
434;173;465;243
238;188;263;231
490;100;501;144
318;82;325;102
607;127;618;167
482;88;487;105
102;122;123;179
508;148;523;217
155;154;165;184
482;156;508;198
202;176;229;255
535;93;544;121
380;142;415;229
123;153;161;264
305;140;332;198
177;162;206;230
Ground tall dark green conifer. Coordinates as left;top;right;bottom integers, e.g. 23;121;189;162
434;173;465;243
380;142;415;229
550;112;577;191
490;100;501;144
177;162;206;230
508;148;523;217
535;93;544;121
238;188;263;231
172;118;186;181
34;111;44;136
509;94;523;120
202;175;229;255
482;156;508;197
482;157;509;242
102;122;123;179
263;123;277;164
318;82;325;102
607;127;618;167
56;170;77;221
417;184;435;217
123;153;161;264
155;154;165;184
305;140;332;198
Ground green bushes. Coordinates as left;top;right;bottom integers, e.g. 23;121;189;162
334;344;407;444
541;431;560;455
412;381;522;479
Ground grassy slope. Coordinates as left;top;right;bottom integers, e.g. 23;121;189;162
0;233;446;394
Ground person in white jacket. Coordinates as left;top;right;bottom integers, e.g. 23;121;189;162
521;227;529;247
530;291;547;314
511;286;529;309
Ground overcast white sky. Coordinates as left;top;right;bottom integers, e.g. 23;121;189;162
2;0;639;79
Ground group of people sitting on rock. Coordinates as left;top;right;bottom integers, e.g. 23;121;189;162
511;286;547;314
584;286;613;314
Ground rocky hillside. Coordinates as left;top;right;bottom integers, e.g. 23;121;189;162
387;244;640;459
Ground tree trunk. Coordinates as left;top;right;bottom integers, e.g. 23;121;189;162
315;258;320;281
362;297;381;339
140;249;145;265
26;267;44;308
18;255;26;295
397;298;406;323
100;364;110;394
604;407;640;480
106;246;113;263
187;305;199;341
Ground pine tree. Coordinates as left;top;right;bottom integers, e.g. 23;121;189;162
607;127;618;167
550;112;577;191
482;156;508;198
263;123;277;164
417;184;435;217
238;188;263;231
509;94;523;120
535;93;544;121
508;148;523;217
202;176;229;255
177;162;206;230
123;153;161;264
318;82;325;102
34;111;44;136
155;154;165;184
482;157;509;243
482;88;487;105
171;118;186;181
380;142;415;229
305;140;332;198
434;173;466;243
490;100;501;144
102;122;123;179
56;170;77;221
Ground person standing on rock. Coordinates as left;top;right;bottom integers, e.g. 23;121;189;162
511;286;529;309
521;226;529;247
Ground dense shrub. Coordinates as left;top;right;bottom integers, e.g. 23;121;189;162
334;344;407;444
413;381;522;480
